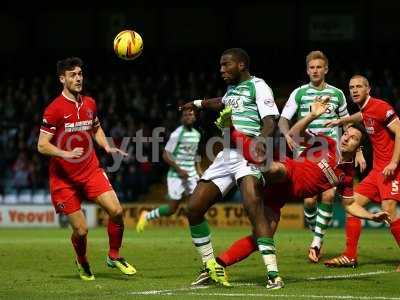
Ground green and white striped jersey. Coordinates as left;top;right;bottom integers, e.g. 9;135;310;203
281;83;349;143
222;76;279;137
165;125;201;178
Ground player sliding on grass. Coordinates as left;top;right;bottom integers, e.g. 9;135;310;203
38;57;136;281
180;48;279;288
213;97;390;289
136;109;201;232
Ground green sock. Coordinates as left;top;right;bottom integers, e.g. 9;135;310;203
257;237;278;279
190;220;214;263
146;205;172;221
312;202;333;248
304;205;317;231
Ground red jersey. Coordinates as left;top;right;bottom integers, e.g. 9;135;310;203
285;134;355;199
360;97;398;171
40;92;100;182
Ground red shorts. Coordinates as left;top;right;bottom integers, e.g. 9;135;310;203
50;168;113;215
355;169;400;202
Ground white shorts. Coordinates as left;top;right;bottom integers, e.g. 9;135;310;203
167;176;199;200
201;149;261;196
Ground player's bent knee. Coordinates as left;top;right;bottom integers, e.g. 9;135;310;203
108;205;123;219
74;226;88;237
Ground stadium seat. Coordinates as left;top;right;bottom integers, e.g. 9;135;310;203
18;189;33;203
4;192;18;204
32;189;46;204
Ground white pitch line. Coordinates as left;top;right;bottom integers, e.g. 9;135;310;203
130;290;400;300
307;270;395;280
129;271;398;298
176;293;400;299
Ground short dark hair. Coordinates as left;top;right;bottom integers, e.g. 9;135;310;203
348;123;368;146
222;48;250;69
57;57;83;76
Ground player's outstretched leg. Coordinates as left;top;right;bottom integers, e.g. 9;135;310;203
136;202;179;233
187;181;230;287
324;215;360;268
217;235;258;267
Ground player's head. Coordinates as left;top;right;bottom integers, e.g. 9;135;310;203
181;109;196;127
349;75;371;106
57;57;84;94
306;50;328;86
220;48;250;84
339;123;367;154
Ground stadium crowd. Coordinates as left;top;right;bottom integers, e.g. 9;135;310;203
1;61;399;203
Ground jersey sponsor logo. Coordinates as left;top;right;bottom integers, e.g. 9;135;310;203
224;96;244;112
64;120;93;132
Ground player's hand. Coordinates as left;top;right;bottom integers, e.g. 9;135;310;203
325;119;342;128
105;146;129;157
254;139;266;163
179;101;195;111
370;211;391;224
355;149;367;172
310;96;330;118
63;147;84;159
178;168;189;180
284;133;299;151
382;161;398;179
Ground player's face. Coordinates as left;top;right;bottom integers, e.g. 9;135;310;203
60;66;83;94
339;127;362;153
220;54;241;84
307;59;328;85
349;77;370;105
182;110;196;126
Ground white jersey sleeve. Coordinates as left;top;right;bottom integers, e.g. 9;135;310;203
164;126;183;153
280;88;300;120
254;79;279;119
337;90;349;118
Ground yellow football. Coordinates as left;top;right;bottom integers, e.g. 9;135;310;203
113;30;143;61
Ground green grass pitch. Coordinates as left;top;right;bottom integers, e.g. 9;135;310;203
0;227;398;300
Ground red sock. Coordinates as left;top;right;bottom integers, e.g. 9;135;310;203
343;216;362;259
108;220;124;259
217;235;257;267
390;219;400;246
71;234;87;264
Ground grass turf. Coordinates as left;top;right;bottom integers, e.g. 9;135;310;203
0;227;398;300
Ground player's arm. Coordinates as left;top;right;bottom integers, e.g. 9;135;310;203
195;160;203;177
383;118;400;178
288;97;329;142
279;89;299;150
162;150;189;179
37;131;83;159
342;197;390;223
93;120;128;156
325;112;362;128
180;97;224;111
